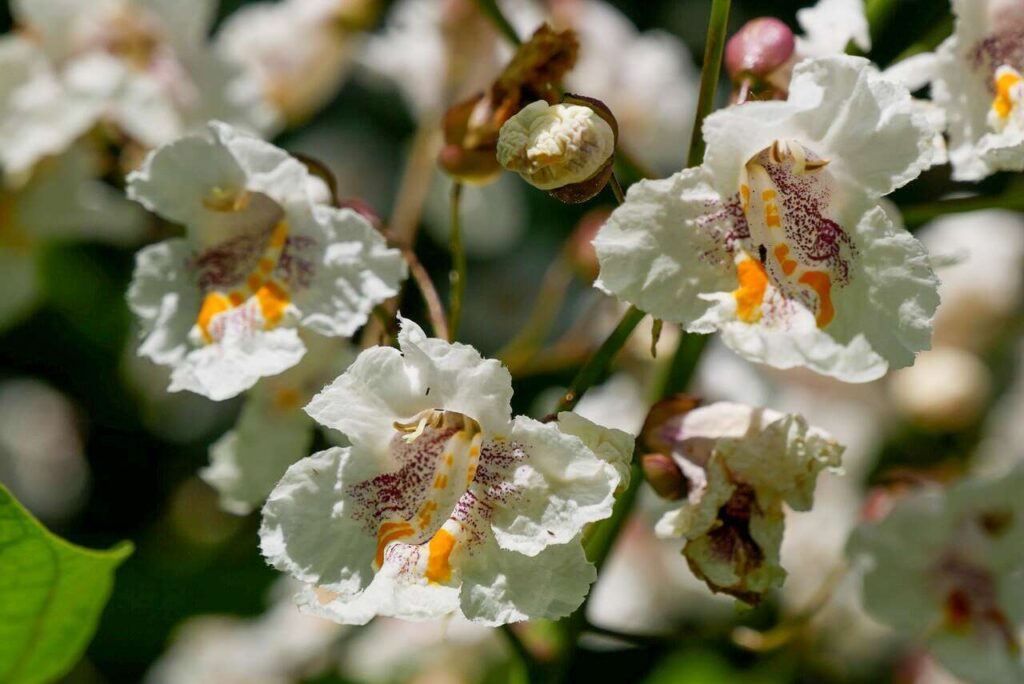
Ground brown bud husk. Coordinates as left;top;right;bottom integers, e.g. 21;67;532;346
641;453;687;501
640;394;701;456
294;153;340;206
545;93;618;204
439;24;579;184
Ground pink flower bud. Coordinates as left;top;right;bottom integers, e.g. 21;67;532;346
725;17;795;81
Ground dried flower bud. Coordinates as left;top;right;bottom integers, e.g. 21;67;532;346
725;17;795;81
439;25;578;185
641;453;687;501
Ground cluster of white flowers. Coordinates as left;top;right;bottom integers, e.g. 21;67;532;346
1;0;1012;678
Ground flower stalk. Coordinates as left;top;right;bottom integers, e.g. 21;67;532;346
448;182;466;342
686;0;732;169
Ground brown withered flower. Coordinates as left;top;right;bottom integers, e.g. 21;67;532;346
439;25;579;184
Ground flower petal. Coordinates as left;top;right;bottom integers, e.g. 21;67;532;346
261;446;382;598
128;239;202;367
307;318;513;449
201;392;314;515
482;416;621;556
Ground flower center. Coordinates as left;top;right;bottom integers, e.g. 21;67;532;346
989;65;1023;131
74;6;166;70
733;139;853;328
350;410;483;581
194;221;292;343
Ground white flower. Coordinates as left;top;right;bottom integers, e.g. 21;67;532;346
653;402;843;603
555;0;698;174
848;466;1024;684
497;100;615;190
889;346;991;431
4;0;274;171
0;143;144;330
216;0;368;127
357;0;509;117
594;56;942;382
126;121;406;400
932;0;1024;180
794;0;871;58
260;318;632;625
0;379;89;524
918;210;1024;352
202;333;357;515
0;36;97;180
145;579;342;684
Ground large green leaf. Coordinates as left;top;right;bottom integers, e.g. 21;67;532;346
0;484;132;684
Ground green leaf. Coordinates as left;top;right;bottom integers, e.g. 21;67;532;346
0;484;133;684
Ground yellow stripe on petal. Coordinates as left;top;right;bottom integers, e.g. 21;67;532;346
993;66;1022;120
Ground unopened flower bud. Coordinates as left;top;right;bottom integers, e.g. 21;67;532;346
639;394;701;456
641;453;686;501
725;17;795;81
497;97;616;202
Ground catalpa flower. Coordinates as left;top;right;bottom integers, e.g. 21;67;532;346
261;318;633;625
848;466;1024;684
202;333;357;515
5;0;273;169
216;0;374;127
594;56;942;382
931;0;1024;180
0;143;143;330
126;121;406;400
652;402;843;604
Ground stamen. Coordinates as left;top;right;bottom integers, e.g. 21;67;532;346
394;416;430;443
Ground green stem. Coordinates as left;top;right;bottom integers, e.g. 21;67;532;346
473;0;522;46
553;306;646;414
865;0;900;38
900;189;1024;229
448;182;466;342
500;624;542;683
686;0;731;169
657;332;709;398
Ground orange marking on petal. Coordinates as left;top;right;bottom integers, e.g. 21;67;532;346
773;244;797;276
375;522;414;568
469;446;480;457
197;292;232;343
445;453;454;466
434;474;448;489
256;280;290;327
798;270;835;328
740;184;750;209
760;189;776;201
993;69;1022;119
765;204;781;228
258;257;275;274
425;528;456;583
733;258;769;323
228;291;246;306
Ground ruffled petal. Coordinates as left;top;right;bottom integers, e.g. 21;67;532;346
593;167;739;329
460;531;595;625
261;447;382;598
307;318;513;450
128;239;202;367
481;416;621;556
